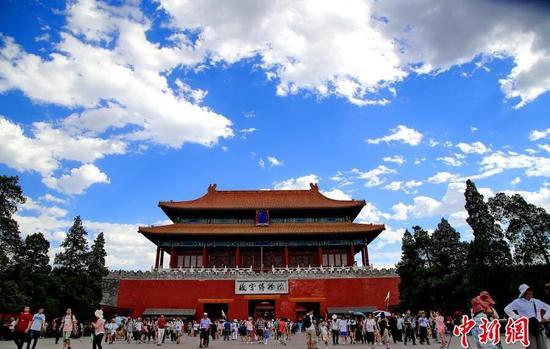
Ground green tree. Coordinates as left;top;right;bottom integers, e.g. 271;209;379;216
489;193;550;265
0;175;25;260
54;216;89;273
430;218;469;312
465;180;512;270
396;229;425;310
0;175;27;311
23;232;51;274
88;232;109;308
412;225;433;268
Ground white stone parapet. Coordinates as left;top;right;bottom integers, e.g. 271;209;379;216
105;265;397;280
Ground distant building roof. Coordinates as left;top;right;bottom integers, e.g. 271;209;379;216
159;183;365;211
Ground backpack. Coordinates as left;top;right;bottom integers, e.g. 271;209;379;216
303;315;312;328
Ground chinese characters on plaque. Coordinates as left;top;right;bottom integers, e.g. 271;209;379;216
453;315;531;348
235;280;288;294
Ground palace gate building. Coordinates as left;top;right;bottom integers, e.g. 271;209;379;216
102;184;400;320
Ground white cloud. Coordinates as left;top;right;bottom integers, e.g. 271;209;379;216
437;155;464;167
159;0;404;106
356;202;390;223
511;177;521;185
273;174;319;190
367;125;423;146
530;128;550;141
321;189;352;201
428;171;460;184
15;196;156;270
267;156;283;167
392;181;495;227
0;1;233;149
481;151;550;177
353;165;397;187
43;164;110;195
382;155;405;165
258;158;265;168
538;144;550;153
456;141;490;154
383;180;422;193
39;194;66;204
0;116;125;194
375;1;550;108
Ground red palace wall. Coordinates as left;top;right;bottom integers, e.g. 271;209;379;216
116;276;400;320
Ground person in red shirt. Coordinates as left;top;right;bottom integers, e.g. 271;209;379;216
156;315;167;346
14;306;33;349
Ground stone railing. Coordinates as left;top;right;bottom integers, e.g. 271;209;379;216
105;265;397;280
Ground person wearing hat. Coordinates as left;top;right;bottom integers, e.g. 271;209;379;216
330;314;340;345
91;310;105;349
470;291;500;349
199;312;211;348
505;284;550;349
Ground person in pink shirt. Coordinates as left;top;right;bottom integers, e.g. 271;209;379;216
92;310;106;349
433;310;447;348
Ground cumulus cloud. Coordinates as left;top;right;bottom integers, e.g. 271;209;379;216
267;156;283;167
322;189;352;201
530;128;550;141
352;165;397;187
456;141;490;154
383;180;422;194
0;0;233;151
157;0;550;107
273;174;319;190
480;151;550;178
437;155;464;167
16;197;156;270
391;182;495;226
367;125;423;146
159;0;403;106
43;164;110;195
0;116;124;193
382;155;405;165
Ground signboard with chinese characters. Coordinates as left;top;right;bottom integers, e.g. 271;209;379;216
235;280;288;294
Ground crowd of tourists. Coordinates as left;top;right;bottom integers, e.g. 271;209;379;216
3;283;550;349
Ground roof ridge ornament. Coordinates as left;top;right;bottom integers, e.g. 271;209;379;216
208;183;217;193
309;183;319;192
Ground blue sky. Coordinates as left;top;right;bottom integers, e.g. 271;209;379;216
1;0;549;270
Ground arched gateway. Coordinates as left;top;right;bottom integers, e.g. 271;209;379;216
101;184;400;320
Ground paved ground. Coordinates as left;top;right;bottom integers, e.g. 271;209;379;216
1;334;540;349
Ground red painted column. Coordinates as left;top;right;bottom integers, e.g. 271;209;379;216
202;246;208;267
154;246;160;269
235;246;241;267
347;244;355;266
362;245;369;267
317;244;323;267
169;247;176;268
284;245;289;267
159;248;164;268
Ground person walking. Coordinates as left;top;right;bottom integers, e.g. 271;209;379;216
199;313;211;348
156;315;167;346
330;315;339;345
303;311;316;349
365;313;376;349
92;310;105;349
433;311;447;349
14;306;33;349
505;284;550;349
60;308;77;349
26;308;45;349
417;311;430;345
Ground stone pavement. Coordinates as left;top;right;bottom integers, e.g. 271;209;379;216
0;334;537;349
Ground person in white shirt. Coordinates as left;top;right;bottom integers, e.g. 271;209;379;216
28;308;46;349
504;284;550;349
338;316;349;344
173;318;184;344
364;313;376;348
330;315;339;345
